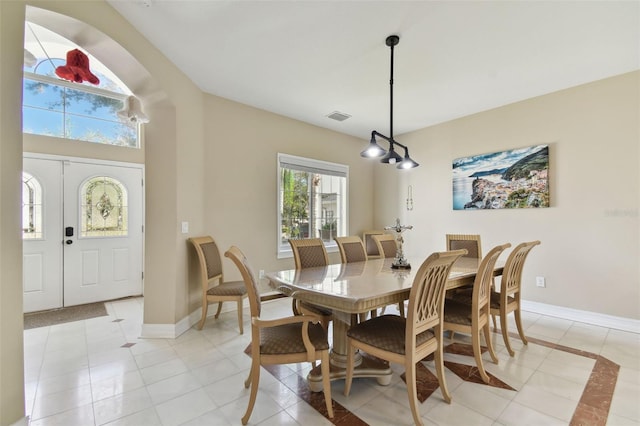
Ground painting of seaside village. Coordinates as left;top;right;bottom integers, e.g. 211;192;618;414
453;144;549;210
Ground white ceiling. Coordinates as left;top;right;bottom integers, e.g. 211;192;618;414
106;0;639;139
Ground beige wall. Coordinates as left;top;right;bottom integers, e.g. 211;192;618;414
199;95;375;295
0;2;27;424
377;71;639;320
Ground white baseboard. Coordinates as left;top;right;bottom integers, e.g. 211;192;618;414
140;299;250;339
11;416;29;426
140;298;638;338
522;300;640;334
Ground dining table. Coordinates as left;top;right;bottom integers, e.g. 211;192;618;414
267;256;505;392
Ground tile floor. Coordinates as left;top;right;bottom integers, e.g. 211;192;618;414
23;297;640;426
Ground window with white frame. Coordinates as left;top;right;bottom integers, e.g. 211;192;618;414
277;153;348;258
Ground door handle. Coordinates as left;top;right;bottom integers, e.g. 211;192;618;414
65;239;73;245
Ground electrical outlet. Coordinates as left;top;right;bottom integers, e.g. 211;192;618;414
259;269;265;279
536;276;546;288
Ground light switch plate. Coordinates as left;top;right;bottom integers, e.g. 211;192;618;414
181;221;189;234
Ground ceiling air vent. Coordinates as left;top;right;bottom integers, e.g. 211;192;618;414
326;111;351;122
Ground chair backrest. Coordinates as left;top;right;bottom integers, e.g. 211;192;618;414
471;243;511;317
406;249;467;339
362;230;384;258
225;246;261;317
334;236;367;263
189;236;225;287
289;238;329;269
500;240;541;298
372;234;397;259
446;234;482;259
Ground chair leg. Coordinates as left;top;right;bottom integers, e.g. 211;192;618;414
483;323;499;364
473;329;490;384
214;301;223;319
405;361;424;426
344;341;354;396
242;359;261;425
320;350;334;418
433;330;451;403
292;299;301;316
514;308;528;346
321;316;331;333
198;300;209;330
398;302;405;317
500;313;515;357
491;313;497;331
236;299;243;335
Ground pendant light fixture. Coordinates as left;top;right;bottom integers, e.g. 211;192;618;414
361;35;419;169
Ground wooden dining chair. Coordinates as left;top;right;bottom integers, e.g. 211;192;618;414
443;243;511;383
446;234;482;259
344;249;467;426
188;236;247;332
335;236;380;321
372;233;398;259
371;233;406;316
446;234;484;299
334;236;367;263
490;240;541;356
362;230;385;259
288;238;332;330
225;246;334;424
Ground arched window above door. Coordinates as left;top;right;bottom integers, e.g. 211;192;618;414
23;22;143;148
81;176;129;238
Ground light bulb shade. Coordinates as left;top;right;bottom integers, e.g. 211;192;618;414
380;145;403;164
117;96;149;124
397;148;419;169
397;156;419;169
360;136;387;158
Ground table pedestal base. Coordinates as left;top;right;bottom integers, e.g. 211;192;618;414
307;351;392;392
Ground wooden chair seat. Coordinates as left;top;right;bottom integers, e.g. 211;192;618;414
347;315;435;355
442;300;474;325
490;292;516;309
452;289;517;308
206;281;246;296
260;322;329;354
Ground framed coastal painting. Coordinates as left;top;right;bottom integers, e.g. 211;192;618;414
452;144;549;210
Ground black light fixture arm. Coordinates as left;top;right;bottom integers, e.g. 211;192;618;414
361;34;419;169
370;130;408;151
387;35;398;141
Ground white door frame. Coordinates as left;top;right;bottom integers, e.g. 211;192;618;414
23;152;145;309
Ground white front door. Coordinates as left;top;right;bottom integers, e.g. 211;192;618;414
22;156;144;312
